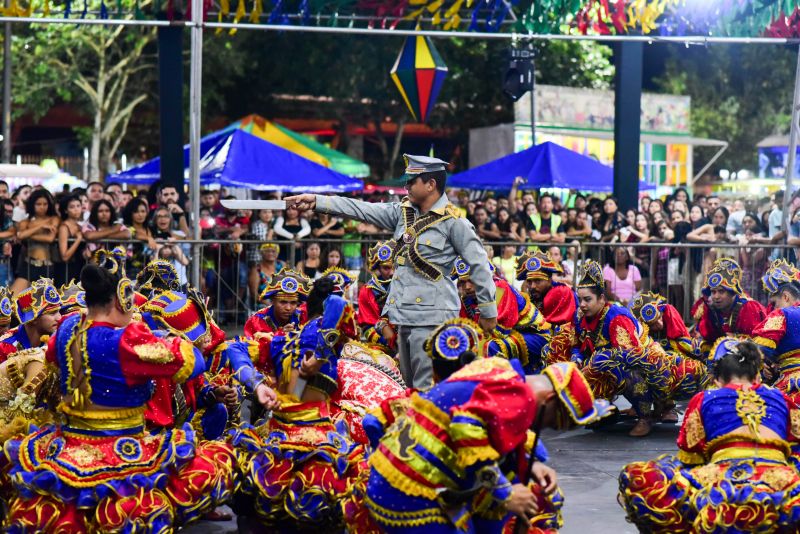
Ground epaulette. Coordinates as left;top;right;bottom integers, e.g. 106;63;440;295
445;203;462;218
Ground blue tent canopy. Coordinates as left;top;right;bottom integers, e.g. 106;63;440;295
448;141;655;192
108;130;363;193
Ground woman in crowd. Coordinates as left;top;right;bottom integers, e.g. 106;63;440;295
151;206;190;286
122;197;158;281
599;197;626;244
689;204;707;229
248;243;284;306
325;247;343;271
311;211;345;241
246;209;275;268
274;206;311;264
496;206;524;243
566;209;593;239
737;211;769;301
688;206;733;275
11;189;60;293
82;199;130;252
296;241;322;280
55;194;87;285
626;211;653;278
603;246;642;307
0;199;15;286
519;201;537;232
492;243;519;284
625;208;636;227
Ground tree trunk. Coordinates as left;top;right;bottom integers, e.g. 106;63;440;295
90;111;102;181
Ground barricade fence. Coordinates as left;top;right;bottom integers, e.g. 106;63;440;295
6;237;795;329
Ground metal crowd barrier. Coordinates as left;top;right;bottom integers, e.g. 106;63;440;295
6;236;797;329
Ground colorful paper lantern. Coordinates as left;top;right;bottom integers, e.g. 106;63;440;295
390;35;448;123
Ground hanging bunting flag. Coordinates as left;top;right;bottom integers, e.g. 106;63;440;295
249;0;262;22
389;35;448;123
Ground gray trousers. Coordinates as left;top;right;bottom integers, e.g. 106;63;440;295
397;325;436;390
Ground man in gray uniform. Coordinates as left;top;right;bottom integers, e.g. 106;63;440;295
286;154;497;389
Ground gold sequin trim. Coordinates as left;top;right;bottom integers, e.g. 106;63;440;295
133;343;174;364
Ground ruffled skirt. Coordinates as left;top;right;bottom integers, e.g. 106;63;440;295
230;399;369;531
619;454;800;533
3;422;235;533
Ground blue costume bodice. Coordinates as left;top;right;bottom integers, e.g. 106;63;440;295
773;307;800;360
271;316;339;395
699;385;789;442
55;314;154;408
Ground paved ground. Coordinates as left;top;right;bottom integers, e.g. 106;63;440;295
547;419;678;534
184;414;679;533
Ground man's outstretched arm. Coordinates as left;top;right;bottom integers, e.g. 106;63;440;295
286;194;400;232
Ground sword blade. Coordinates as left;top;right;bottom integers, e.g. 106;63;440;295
220;199;286;211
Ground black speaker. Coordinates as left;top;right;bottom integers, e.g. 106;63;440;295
503;48;534;102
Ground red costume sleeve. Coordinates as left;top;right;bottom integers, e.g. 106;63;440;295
452;378;537;457
752;310;786;348
736;300;767;337
676;391;706;464
543;285;576;325
357;286;382;326
495;280;521;329
692;298;717;342
663;304;690;340
244;312;271;338
118;321;203;385
46;331;58;364
609;315;642;351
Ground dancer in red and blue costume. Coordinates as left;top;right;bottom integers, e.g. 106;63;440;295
363;348;612;534
361;319;569;534
752;259;800;405
243;268;310;338
629;291;710;424
3;249;235;533
140;286;239;442
569;260;676;437
230;277;379;532
359;241;397;352
691;258;766;351
619;337;800;533
0;287;13;336
453;257;550;372
631;291;703;361
516;250;577;367
0;278;63;361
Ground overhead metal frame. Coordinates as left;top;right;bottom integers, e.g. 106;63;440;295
2;11;797;285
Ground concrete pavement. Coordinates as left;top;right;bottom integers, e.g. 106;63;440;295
184;419;678;533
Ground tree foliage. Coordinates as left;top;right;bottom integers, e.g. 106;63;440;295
11;4;157;179
655;43;795;174
201;32;613;176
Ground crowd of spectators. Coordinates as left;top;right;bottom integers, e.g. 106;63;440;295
454;180;793;311
0;178;793;323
